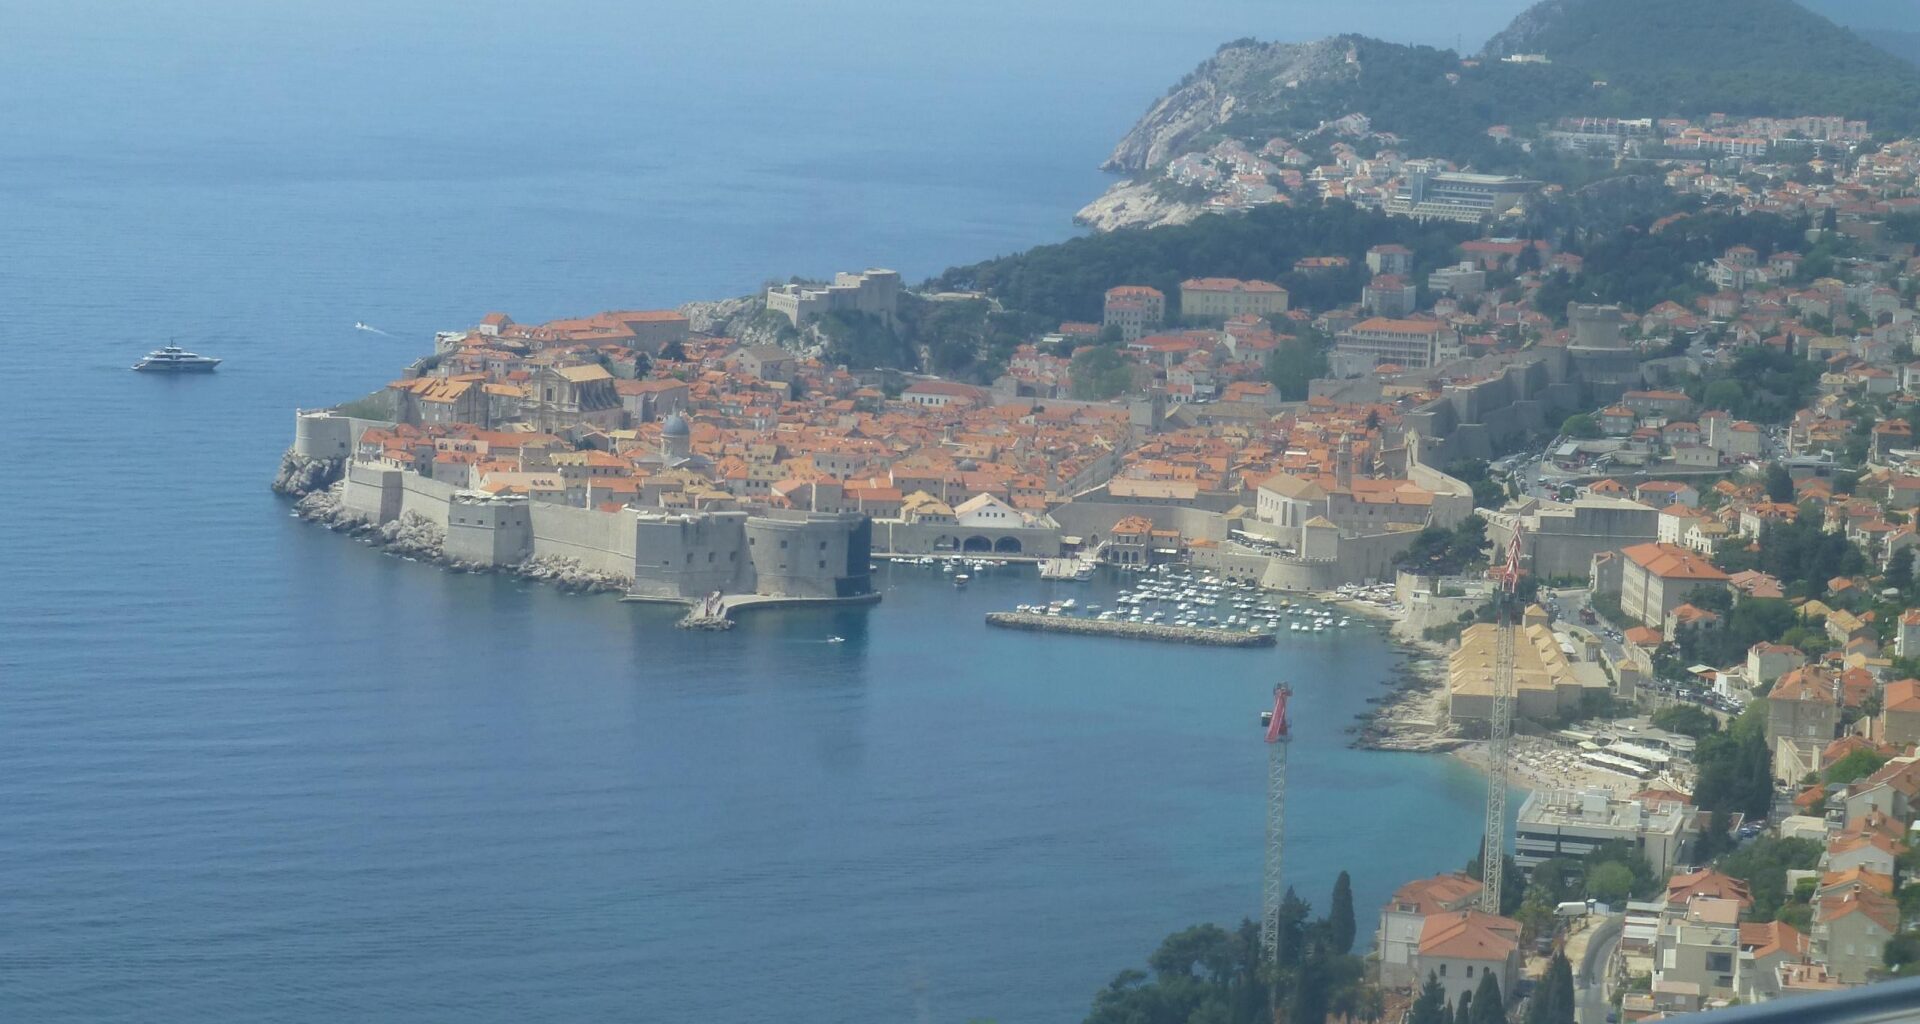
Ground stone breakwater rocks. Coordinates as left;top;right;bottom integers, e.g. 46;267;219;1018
286;482;628;593
272;449;344;498
1348;640;1463;753
511;556;631;594
984;612;1276;647
294;482;373;532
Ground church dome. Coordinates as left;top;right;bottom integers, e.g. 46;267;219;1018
662;412;690;437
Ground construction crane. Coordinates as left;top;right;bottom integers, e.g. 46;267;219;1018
1481;525;1526;914
1260;683;1293;966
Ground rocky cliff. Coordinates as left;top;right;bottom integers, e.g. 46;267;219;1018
1100;36;1361;175
1073;181;1209;232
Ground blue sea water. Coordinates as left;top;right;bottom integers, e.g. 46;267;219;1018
0;1;1535;1020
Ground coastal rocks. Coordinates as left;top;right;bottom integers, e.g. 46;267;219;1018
1348;638;1464;752
378;512;444;560
1073;181;1209;232
272;449;343;498
513;555;630;594
293;483;373;533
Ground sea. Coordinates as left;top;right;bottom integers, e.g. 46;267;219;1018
0;1;1535;1020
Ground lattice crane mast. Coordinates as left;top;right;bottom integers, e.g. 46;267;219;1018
1260;683;1293;965
1481;524;1525;914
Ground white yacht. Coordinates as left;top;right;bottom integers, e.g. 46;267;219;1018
133;344;221;372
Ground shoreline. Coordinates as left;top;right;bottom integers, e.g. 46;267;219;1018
1317;593;1466;756
1315;592;1650;797
277;454;1610;799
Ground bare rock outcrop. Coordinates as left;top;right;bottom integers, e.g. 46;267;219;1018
272;449;343;498
1100;36;1360;175
1073;181;1209;232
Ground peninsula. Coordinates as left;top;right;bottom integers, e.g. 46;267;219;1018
276;0;1920;1012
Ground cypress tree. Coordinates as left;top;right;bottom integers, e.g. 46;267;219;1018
1455;987;1473;1024
1525;965;1553;1024
1328;871;1357;955
1547;953;1577;1024
1471;968;1505;1024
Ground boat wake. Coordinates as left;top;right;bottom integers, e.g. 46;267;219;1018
353;321;392;336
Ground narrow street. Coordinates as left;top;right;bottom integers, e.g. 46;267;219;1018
1575;915;1624;1024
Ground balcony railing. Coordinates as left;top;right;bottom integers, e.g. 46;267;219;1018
1685;975;1920;1022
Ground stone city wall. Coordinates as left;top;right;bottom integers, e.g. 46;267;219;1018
294;409;395;460
1046;502;1234;546
533;503;639;580
871;520;1062;558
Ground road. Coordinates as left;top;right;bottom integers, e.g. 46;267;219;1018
1576;914;1624;1024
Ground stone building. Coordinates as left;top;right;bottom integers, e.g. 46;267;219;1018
1765;667;1842;744
1483;497;1658;582
1334;317;1462;370
1178;277;1288;320
765;268;902;329
1102;285;1165;342
629;509;874;601
1619;542;1729;628
1448;621;1595;722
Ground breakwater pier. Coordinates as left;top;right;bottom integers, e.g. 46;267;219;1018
984;612;1277;647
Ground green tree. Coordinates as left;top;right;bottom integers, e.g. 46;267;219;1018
1455;988;1473;1024
1693;705;1773;817
1651;704;1719;739
1586;862;1635;903
1274;887;1312;970
1408;977;1446;1024
1069;346;1134;401
1766;464;1795;503
1469;968;1504;1024
1562;413;1601;439
1265;334;1331;401
1515;886;1559;943
1545;953;1576;1024
1328;871;1356;956
1891;547;1914;594
1826;748;1888;784
1464;852;1526;916
1703;379;1744;411
1718;837;1825;922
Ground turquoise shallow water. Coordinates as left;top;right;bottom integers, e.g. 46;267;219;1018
0;2;1539;1019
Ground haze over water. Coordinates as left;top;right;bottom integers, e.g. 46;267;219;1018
1;1;1533;1020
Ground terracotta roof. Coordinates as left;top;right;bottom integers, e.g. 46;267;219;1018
1667;868;1752;910
1738;921;1808;960
1388;872;1483;916
1416;910;1519;961
1620;542;1730;581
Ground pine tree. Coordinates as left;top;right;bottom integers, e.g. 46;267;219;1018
1329;871;1357;956
1410;972;1448;1024
1455;986;1473;1024
1275;887;1312;970
1470;969;1505;1024
1287;943;1331;1024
